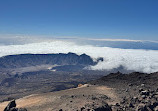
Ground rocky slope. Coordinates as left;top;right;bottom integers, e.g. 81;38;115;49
89;71;158;111
0;85;116;111
1;72;158;111
0;70;103;102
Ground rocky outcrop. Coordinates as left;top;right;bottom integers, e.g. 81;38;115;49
4;100;16;111
89;72;158;111
111;85;158;111
4;100;27;111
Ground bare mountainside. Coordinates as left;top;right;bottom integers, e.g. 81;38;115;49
0;53;104;103
0;85;116;111
1;72;158;111
89;72;158;111
0;70;104;103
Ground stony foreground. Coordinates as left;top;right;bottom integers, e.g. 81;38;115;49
90;71;158;111
1;72;158;111
0;85;118;111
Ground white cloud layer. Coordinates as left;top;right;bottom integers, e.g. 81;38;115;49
0;40;158;73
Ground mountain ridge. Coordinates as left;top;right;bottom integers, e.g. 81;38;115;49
0;52;103;69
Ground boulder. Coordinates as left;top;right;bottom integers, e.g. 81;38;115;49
4;100;16;111
129;103;134;108
3;100;27;111
141;90;150;96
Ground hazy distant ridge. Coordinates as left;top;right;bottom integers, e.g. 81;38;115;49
0;53;98;69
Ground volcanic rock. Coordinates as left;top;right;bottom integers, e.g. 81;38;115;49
4;100;16;111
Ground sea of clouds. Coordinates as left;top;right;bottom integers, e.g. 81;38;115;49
0;40;158;73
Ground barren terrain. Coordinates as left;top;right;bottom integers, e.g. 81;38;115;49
2;72;158;111
0;84;118;111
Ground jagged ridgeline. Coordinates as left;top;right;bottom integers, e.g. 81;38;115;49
0;52;103;69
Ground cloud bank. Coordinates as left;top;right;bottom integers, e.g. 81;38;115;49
0;40;158;73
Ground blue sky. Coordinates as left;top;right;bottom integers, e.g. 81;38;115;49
0;0;158;40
